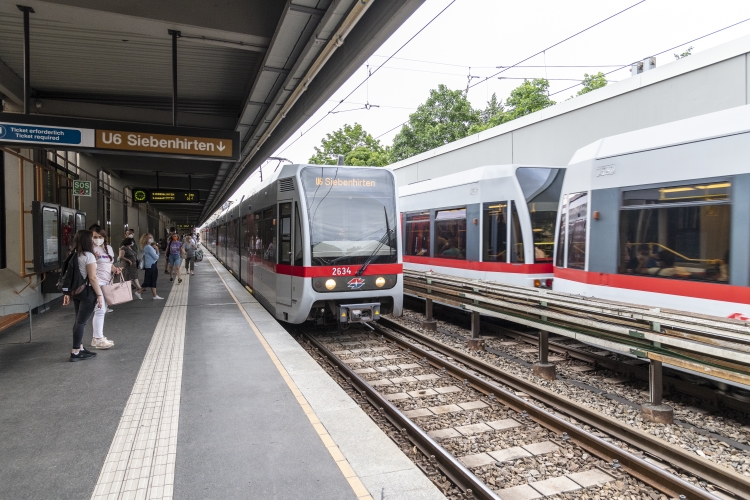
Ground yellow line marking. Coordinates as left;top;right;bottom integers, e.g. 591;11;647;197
207;257;373;500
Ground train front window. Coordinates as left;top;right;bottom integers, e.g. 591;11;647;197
516;167;564;263
619;182;730;283
301;167;397;266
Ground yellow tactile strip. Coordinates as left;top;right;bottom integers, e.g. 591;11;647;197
208;258;374;500
91;275;190;500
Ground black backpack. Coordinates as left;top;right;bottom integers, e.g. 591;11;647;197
58;250;89;297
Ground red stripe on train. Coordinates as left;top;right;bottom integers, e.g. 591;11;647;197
404;256;553;274
275;263;403;277
554;267;750;305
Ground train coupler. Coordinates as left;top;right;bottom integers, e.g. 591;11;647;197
338;303;381;323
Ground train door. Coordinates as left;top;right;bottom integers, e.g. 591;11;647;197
276;201;293;306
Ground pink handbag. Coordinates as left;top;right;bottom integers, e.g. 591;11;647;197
101;276;133;306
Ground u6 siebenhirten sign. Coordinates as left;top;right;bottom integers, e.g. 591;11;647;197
0;118;237;160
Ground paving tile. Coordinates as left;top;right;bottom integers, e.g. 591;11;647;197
567;469;614;488
385;392;410;401
402;408;433;418
530;476;581;496
488;446;532;462
495;484;543;500
353;368;376;374
414;374;440;381
369;379;392;386
427;428;461;439
458;453;495;468
428;404;462;414
398;363;421;370
455;423;492;436
407;388;438;398
343;358;364;364
389;376;418;383
458;401;488;410
522;441;559;456
487;418;522;430
434;386;462;394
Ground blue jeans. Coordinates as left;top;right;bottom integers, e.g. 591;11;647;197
168;253;182;266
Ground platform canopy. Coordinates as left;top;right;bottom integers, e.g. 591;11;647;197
0;0;423;222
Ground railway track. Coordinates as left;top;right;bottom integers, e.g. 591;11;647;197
298;320;745;500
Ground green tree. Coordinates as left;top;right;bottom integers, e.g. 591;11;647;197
504;78;555;120
576;72;608;96
674;46;693;59
469;93;507;134
390;84;481;162
308;123;387;166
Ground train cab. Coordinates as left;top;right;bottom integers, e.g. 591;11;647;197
398;164;565;287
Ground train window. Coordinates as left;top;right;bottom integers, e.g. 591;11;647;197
566;193;588;270
510;201;524;263
516;168;564;263
405;212;431;257
300;167;397;266
279;203;292;265
260;207;276;262
619;182;730;283
555;194;567;267
294;204;303;266
435;209;466;260
482;202;507;262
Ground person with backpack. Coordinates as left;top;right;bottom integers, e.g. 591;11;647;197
62;230;104;362
89;225;120;348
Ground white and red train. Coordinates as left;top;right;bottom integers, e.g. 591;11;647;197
397;104;750;320
202;164;402;324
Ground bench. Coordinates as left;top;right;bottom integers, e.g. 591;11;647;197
0;307;32;344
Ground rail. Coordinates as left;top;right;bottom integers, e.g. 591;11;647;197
403;270;750;387
376;317;748;499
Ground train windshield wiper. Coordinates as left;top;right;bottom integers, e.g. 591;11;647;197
355;207;393;276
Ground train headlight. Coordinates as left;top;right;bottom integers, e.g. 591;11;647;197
325;279;336;290
375;277;386;288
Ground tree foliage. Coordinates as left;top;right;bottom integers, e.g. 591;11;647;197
575;72;608;96
504;78;555;120
308;123;388;166
674;46;693;60
390;84;480;162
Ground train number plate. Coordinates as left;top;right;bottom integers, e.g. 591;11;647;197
332;267;353;276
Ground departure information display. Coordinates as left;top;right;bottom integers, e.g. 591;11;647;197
132;189;200;204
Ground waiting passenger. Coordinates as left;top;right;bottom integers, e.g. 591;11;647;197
141;233;163;300
119;238;145;300
63;230;105;362
183;235;197;276
165;227;177;275
167;234;184;284
89;226;120;349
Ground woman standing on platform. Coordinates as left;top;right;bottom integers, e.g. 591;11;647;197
183;235;197;276
166;233;184;284
89;225;120;349
63;230;104;361
141;233;164;300
119;237;145;299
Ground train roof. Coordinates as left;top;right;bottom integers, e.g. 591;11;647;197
398;164;563;197
569;104;750;164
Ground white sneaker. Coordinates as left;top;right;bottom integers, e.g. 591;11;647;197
106;308;114;313
92;337;114;349
153;295;164;300
134;291;142;300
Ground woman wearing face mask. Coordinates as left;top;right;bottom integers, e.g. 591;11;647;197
119;237;145;299
167;233;184;284
182;235;197;276
140;233;164;300
89;225;121;348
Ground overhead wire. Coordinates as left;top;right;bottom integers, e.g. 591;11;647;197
469;0;646;90
549;15;750;96
276;0;458;156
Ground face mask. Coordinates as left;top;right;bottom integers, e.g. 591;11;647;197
93;238;104;246
148;238;154;244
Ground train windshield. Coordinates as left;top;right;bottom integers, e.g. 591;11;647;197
300;166;398;266
515;168;564;263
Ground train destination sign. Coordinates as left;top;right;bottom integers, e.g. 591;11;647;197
132;189;200;204
0;114;239;160
96;130;233;158
315;177;377;187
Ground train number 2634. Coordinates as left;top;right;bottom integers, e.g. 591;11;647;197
332;267;353;276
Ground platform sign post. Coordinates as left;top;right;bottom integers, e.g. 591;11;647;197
73;180;91;197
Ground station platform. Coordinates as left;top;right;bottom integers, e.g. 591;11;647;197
0;251;444;500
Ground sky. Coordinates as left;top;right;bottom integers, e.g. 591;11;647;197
227;0;750;206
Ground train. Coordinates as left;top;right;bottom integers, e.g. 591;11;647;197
395;104;750;320
201;164;403;325
553;104;750;319
399;164;564;287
